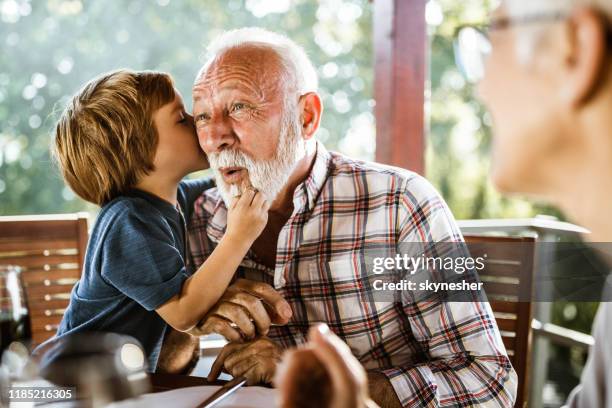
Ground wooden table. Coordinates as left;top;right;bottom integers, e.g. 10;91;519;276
149;373;226;393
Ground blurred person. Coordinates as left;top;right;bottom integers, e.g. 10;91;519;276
476;1;612;406
279;0;612;407
37;69;288;374
188;27;517;407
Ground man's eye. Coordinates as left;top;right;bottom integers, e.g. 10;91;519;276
231;103;247;113
195;113;210;123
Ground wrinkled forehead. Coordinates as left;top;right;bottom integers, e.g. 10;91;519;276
193;45;287;102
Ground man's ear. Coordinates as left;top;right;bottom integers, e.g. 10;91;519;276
299;92;323;140
563;8;608;107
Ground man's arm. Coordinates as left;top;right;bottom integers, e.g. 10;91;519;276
375;301;516;407
156;328;200;374
378;174;517;407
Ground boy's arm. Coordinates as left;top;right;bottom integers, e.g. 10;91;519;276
158;189;268;334
102;208;248;334
156;232;250;332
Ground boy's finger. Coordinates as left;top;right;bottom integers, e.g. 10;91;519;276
229;195;240;210
251;191;264;208
239;188;256;206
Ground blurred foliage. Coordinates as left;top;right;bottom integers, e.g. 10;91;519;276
427;0;562;220
0;0;373;215
0;0;562;221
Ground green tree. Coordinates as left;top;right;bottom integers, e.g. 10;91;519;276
0;0;372;215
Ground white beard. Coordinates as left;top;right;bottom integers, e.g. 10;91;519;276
208;104;305;206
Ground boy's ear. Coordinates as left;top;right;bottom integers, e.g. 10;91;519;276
299;92;322;140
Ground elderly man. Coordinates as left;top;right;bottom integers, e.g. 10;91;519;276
278;0;612;407
188;28;517;407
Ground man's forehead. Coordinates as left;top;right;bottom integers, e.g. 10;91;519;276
193;45;285;101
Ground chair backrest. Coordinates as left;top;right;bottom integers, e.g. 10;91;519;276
464;234;535;408
0;213;88;346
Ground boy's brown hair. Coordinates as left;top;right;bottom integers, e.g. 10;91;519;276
53;69;176;206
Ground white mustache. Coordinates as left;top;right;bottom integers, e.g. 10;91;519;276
208;149;256;171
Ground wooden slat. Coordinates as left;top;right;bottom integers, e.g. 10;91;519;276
32;332;54;346
487;294;519;302
39;293;71;301
30;308;66;318
25;278;78;288
20;269;80;284
28;299;70;313
468;245;528;263
489;301;519;314
479;262;523;279
482;281;521;297
502;335;516;351
0;254;79;267
0;240;78;252
0;215;88;240
24;284;75;299
495;317;518;333
30;316;63;331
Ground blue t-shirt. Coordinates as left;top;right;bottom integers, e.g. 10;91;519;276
50;178;214;371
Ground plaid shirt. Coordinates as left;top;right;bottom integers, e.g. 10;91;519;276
189;142;517;407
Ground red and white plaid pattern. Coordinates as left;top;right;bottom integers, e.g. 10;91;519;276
189;143;517;407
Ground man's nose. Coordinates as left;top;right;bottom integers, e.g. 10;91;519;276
198;117;236;153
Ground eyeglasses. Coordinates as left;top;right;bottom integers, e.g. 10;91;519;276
453;12;567;83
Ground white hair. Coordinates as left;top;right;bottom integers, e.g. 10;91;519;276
505;0;612;20
197;27;318;96
504;0;612;64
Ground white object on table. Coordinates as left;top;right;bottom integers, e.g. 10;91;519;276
107;385;277;408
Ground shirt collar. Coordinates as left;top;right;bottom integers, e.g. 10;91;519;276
292;141;332;213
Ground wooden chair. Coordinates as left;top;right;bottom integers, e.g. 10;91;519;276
464;235;535;408
0;213;89;346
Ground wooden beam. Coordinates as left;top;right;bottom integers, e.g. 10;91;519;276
374;0;426;174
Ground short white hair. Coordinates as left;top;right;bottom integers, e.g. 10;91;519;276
505;0;612;21
197;27;318;96
505;0;612;63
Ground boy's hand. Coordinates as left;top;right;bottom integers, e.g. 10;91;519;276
226;187;269;243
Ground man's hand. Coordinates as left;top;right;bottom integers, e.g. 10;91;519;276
207;337;282;385
156;328;200;374
190;279;292;341
276;324;379;408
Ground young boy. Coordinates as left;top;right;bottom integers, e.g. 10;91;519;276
48;69;269;372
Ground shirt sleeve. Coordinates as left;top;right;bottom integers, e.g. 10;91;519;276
564;302;611;408
100;206;190;311
381;174;518;407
